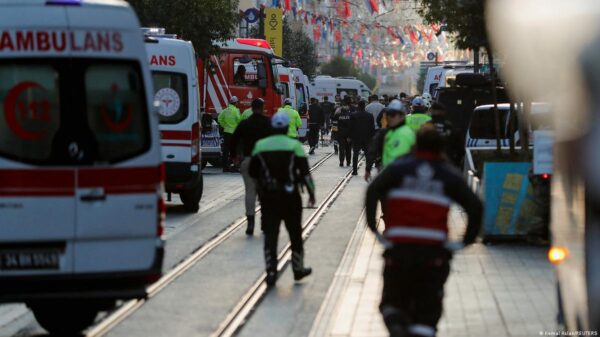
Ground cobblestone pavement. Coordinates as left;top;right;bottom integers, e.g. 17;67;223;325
320;208;557;337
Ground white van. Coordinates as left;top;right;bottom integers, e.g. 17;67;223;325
309;76;371;103
0;0;164;334
144;29;203;212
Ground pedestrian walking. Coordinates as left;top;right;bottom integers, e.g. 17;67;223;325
365;100;415;181
230;98;272;235
365;95;385;129
320;96;336;135
406;97;432;132
365;125;483;337
350;100;375;175
332;96;353;167
249;112;316;287
218;96;241;172
308;97;324;154
278;98;303;139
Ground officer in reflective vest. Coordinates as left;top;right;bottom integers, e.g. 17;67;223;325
366;125;483;337
406;97;432;132
249;112;316;287
365;100;416;182
218;96;241;172
278;98;303;138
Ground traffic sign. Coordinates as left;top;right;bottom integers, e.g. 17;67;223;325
244;8;260;24
427;52;436;61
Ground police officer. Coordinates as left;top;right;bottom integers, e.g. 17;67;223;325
365;100;415;181
308;97;324;154
332;96;353;167
320;96;336;134
230;98;272;235
249;112;315;286
240;106;253;121
406;97;432;132
278;98;303;139
218;96;241;172
350;99;375;175
365;125;483;337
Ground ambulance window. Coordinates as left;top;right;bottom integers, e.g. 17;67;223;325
85;64;149;163
337;89;358;102
152;71;189;124
280;83;289;98
0;64;61;163
233;57;265;86
361;90;371;98
295;83;306;107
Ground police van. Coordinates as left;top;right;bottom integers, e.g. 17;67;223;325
0;0;164;334
144;28;203;212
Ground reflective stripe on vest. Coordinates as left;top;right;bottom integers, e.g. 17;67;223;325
387;189;451;207
384;227;447;242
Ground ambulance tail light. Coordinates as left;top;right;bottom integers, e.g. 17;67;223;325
191;122;200;164
236;38;272;50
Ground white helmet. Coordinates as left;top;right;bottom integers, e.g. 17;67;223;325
386;99;407;114
422;93;432;102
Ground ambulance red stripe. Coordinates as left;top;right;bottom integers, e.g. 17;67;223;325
0;169;75;196
78;166;160;194
160;130;191;140
161;143;191;147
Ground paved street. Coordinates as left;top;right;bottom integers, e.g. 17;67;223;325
313;208;558;337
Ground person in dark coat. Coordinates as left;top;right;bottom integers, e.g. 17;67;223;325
349;99;375;175
320;96;336;134
308;97;324;154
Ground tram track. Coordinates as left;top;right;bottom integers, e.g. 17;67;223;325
84;152;335;337
210;160;361;337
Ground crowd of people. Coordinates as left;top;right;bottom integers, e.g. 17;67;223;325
216;91;482;337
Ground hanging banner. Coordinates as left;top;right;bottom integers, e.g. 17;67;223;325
265;7;283;57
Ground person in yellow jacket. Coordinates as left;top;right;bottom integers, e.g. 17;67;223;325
278;98;303;139
218;96;241;172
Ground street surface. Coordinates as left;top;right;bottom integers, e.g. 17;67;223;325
0;146;557;337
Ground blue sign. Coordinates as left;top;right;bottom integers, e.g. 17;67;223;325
244;8;260;24
483;162;540;238
427;52;436;61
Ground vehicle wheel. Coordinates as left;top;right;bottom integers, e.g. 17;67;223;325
208;158;221;168
30;301;99;335
201;159;208;170
180;175;203;212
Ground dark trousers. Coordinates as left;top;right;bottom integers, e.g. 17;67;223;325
261;193;305;273
338;135;351;165
380;245;450;337
308;125;320;148
221;133;233;168
352;141;369;171
331;131;339;153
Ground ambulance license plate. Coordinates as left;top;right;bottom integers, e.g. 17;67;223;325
0;251;60;270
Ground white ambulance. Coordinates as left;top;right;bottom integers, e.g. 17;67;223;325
144;28;203;212
278;66;310;140
309;76;371;103
0;0;164;334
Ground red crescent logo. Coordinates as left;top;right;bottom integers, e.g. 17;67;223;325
4;81;48;141
100;105;133;132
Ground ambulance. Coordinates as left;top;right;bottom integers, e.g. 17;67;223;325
278;66;310;140
0;0;164;334
144;28;203;211
309;76;371;103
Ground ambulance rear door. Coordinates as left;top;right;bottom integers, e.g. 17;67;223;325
65;6;163;274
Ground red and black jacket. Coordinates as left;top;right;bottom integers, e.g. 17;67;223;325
365;151;483;245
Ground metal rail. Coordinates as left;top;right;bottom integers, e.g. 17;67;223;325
84;152;334;337
211;161;360;337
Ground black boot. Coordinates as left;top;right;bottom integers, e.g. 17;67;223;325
245;215;255;235
292;251;312;281
266;271;277;287
293;267;312;281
